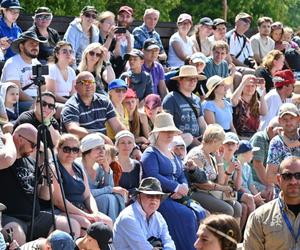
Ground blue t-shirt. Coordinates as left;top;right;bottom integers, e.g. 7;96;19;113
204;57;229;78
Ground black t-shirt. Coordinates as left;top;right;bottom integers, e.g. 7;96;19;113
285;49;300;71
255;67;274;93
287;203;300;217
0;157;40;221
13;110;59;131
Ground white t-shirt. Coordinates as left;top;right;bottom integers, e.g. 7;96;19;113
168;32;193;68
250;33;275;60
47;64;76;96
259;89;292;130
228;31;253;63
1;54;40;97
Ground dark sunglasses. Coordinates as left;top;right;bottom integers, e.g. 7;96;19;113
84;12;97;19
36;14;52;21
281;172;300;181
88;51;102;58
240;18;251;24
38;101;56;110
60;48;74;55
144;194;162;199
62;146;80;154
19;135;37;148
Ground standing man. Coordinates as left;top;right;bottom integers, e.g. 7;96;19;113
250;17;275;65
132;8;167;61
163;65;207;147
244;156;300;250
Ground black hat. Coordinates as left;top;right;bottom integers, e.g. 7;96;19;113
81;5;97;14
124;49;144;60
87;222;112;250
143;38;160;50
199;17;213;26
136;177;165;195
34;7;52;15
213;18;227;28
1;0;23;9
11;30;47;54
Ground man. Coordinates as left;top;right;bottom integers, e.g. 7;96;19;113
265;103;300;197
113;177;175;250
132;8;167;61
260;69;296;130
243;156;300;250
61;71;126;139
250;17;275;65
75;222;113;250
1;30;47;111
142;38;168;98
163;65;207;147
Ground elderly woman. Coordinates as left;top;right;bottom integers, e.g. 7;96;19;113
77;42;115;94
203;75;235;132
76;133;127;221
64;6;99;66
194;214;241;250
27;7;60;64
141;112;202;250
185;124;242;219
52;134;113;235
168;13;194;68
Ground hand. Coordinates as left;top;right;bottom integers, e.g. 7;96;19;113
177;184;189;196
254;192;265;205
108;26;116;39
229;63;236;75
185;159;197;170
264;185;274;201
84;212;96;223
215;147;224;163
0;37;11;50
8;240;19;250
113;186;128;198
102;47;110;62
170;192;183;200
125;30;131;40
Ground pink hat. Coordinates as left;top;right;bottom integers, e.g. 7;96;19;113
125;88;137;99
177;13;192;24
118;6;133;16
273;69;296;88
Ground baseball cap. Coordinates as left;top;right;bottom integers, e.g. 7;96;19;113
223;132;240;144
235;140;260;154
124;49;144;60
177;13;192;24
34;7;52;15
235;12;252;23
278;103;300;118
108;79;128;91
1;0;23;9
81;6;97;14
144;94;161;110
118;6;133;15
48;230;75;250
80;133;105;153
199;17;213;26
143;38;160;50
87;222;113;250
213;18;227;28
190;52;207;64
124;88;137;99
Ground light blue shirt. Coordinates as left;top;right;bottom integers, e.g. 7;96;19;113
113;201;175;250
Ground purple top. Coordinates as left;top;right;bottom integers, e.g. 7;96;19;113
142;61;165;94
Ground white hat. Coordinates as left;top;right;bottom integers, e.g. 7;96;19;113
115;130;135;146
80;133;105;152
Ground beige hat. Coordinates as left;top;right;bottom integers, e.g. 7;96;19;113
151;113;182;134
235;12;252;23
278;103;300;118
171;65;206;80
205;75;225;98
80;133;105;152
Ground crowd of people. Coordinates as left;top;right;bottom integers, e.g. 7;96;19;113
0;0;299;249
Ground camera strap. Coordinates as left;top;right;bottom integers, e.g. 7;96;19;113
234;32;247;59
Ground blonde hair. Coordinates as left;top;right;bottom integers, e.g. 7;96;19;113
144;8;160;18
98;11;115;23
283;26;294;35
261;49;284;71
77;42;105;77
203;124;225;144
57;133;79;148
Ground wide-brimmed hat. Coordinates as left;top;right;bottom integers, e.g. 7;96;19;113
205;75;225;98
136;177;165;195
170;65;206;81
278;103;300;118
150;112;181;134
11;30;47;54
1;0;23;9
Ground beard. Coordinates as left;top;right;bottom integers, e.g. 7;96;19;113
23;48;38;59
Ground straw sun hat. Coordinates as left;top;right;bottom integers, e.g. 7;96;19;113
171;65;206;81
150;112;182;134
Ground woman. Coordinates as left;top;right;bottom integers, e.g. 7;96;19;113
98;11;116;51
270;22;287;52
168;13;194;68
231;75;268;139
255;49;284;92
77;42;115;94
46;41;76;103
106;79;129;139
52;134;113;235
141;112;200;250
194;214;241;250
115;130;142;198
64;6;99;65
185;124;242;218
122;88;149;148
77;133;127;221
203;75;236;132
0;0;22;61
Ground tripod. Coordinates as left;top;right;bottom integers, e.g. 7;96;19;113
29;65;73;240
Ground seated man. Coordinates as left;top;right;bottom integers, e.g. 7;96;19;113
113;177;175;250
61;71;126;139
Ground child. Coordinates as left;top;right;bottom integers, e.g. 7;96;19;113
0;82;19;124
282;26;299;50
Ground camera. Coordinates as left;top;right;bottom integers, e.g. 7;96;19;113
115;27;127;34
32;64;49;77
244;57;255;68
148;236;163;249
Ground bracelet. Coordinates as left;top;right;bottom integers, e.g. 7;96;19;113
225;170;233;176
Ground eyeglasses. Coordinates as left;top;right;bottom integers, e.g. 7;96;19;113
76;79;96;85
240;18;251;24
144;194;162;199
88;51;102;58
62;146;80;154
84;12;97;19
19;135;37;148
35;14;52;21
37;100;56;110
281;172;300;181
60;48;74;55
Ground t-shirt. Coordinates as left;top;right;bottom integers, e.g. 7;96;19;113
241;162;255;194
142;61;165;95
168;32;194;68
190;34;213;57
1;54;40;97
47;64;76;96
162;91;203;137
250;33;275;61
204;57;229;78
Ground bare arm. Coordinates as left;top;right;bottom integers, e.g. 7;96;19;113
266;163;279;186
204;110;215;125
252;160;268;185
158;80;168;99
0;133;17;170
171;40;189;61
46;78;68;103
65;122;89;139
107;116;126;134
82;170;99;214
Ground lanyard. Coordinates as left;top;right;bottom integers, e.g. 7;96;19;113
278;198;300;243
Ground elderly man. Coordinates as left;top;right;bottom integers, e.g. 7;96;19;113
61;71;126;139
132;8;167;61
162;65;207;147
113;177;175;250
244;156;300;250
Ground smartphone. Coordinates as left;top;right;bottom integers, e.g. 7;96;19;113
115;27;126;34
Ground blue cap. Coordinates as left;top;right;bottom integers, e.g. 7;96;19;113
235;140;260;154
108;79;128;91
48;230;74;250
1;0;23;9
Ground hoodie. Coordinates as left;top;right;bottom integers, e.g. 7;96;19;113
0;82;19;123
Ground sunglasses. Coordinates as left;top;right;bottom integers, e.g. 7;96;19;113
62;146;80;154
240;18;251;24
271;24;283;30
114;88;127;93
84;12;97;19
35;14;52;21
19;135;37;148
144;194;162;199
77;79;96;85
88;51;102;58
38;100;56;110
281;172;300;181
60;48;74;55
